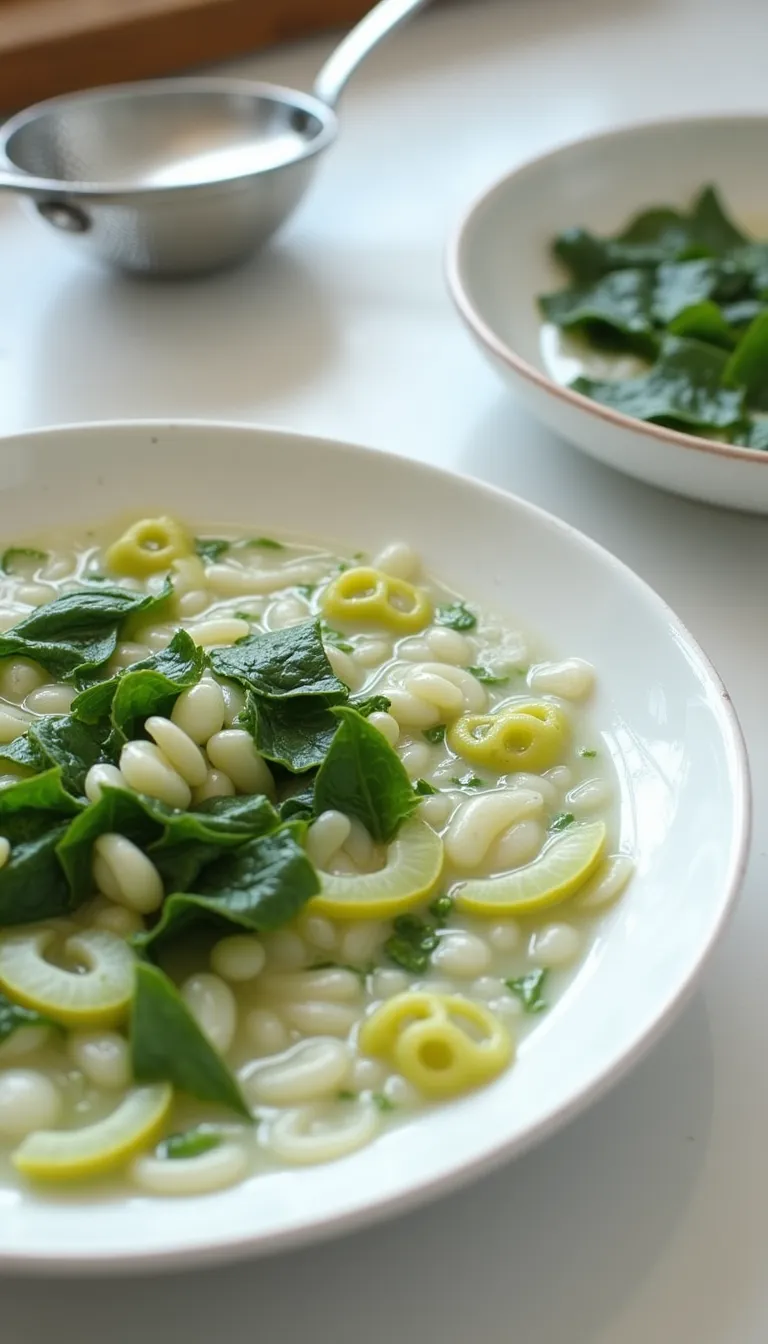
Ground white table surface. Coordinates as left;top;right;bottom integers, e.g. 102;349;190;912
3;0;768;1338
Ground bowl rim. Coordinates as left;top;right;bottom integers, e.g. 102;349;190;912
0;417;752;1275
445;111;768;467
0;77;338;199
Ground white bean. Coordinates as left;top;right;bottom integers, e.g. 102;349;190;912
282;1001;359;1038
211;935;266;983
353;638;392;668
397;637;430;662
299;914;338;954
491;819;545;870
398;741;432;778
306;810;352;869
0;1070;61;1137
530;922;582;967
138;623;175;652
25;684;76;715
371;968;410;999
120;740;192;809
84;763;127;803
0;659;46;703
488;994;523;1023
17;581;55;606
257;968;362;1003
367;711;400;747
261;929;307;970
340;920;386;965
191;768;235;804
177;590;210;618
181;973;237;1055
470;976;507;1002
220;681;246;727
189;617;251;648
245;1008;290;1056
384;688;439;730
0;705;30;743
266;1100;378;1165
109;641;152;670
0;837;9;869
488;921;521;953
265;595;309;630
131;1142;249;1196
566;778;612;815
417;662;487;712
529;658;595;701
432;929;492;978
418;793;454;829
242;1038;351;1106
170;554;207;596
92;834;164;914
171;677;225;744
425;626;472;665
382;1075;420;1108
405;669;465;716
342;819;376;869
205;561;325;596
92;901;145;938
507;772;559;807
0;1026;50;1062
324;644;363;691
348;1056;388;1091
543;764;573;793
371;541;420;580
67;1032;131;1090
145;716;208;787
575;854;635;911
445;789;544;869
205;730;275;796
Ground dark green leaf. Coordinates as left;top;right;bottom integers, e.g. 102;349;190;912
242;693;339;774
732;418;768;450
689;185;748;254
0;766;83;820
552;213;691;284
72;630;205;743
651;259;719;324
137;825;319;955
0;767;85;925
313;706;418;843
668;301;738;350
422;725;446;744
550;812;575;832
0;735;43;773
1;547;47;575
25;714;108;796
0;991;53;1042
435;601;477;632
194;538;230;563
385;915;438;974
724;310;768;410
0;584;170;683
131;963;250;1119
572;336;745;431
278;785;316;823
156;1128;225;1160
506;969;548;1014
319;622;354;655
540;269;657;356
210;620;347;702
353;694;392;717
413;778;437;796
722;298;764;328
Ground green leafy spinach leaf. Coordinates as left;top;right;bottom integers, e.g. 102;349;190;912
313;706;418;843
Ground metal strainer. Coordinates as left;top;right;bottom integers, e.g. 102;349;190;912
0;0;428;276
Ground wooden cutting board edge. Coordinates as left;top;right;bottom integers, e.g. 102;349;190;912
0;0;372;111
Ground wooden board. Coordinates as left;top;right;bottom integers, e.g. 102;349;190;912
0;0;372;111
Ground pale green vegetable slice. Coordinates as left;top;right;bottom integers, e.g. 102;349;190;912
0;928;135;1028
308;817;443;920
453;821;607;915
12;1084;172;1181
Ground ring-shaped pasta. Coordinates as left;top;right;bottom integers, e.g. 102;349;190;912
447;700;569;773
359;992;512;1098
105;516;192;577
322;567;432;633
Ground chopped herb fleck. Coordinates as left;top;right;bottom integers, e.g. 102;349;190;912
422;724;446;744
467;666;511;685
194;538;230;564
233;611;254;623
550;812;575;832
428;893;454;924
506;969;549;1014
157;1128;225;1160
435;601;477;632
1;547;47;574
579;748;598;759
450;774;484;789
385;914;439;974
337;1089;358;1102
372;1092;396;1113
247;537;285;550
296;584;317;599
413;778;437;796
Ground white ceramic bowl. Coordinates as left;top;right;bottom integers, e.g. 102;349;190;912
447;115;768;512
0;421;750;1273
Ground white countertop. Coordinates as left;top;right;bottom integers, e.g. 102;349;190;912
3;0;768;1338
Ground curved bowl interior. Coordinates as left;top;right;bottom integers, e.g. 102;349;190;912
2;80;335;190
455;116;768;373
0;422;749;1273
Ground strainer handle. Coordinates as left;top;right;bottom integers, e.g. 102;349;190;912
313;0;431;109
0;170;93;232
